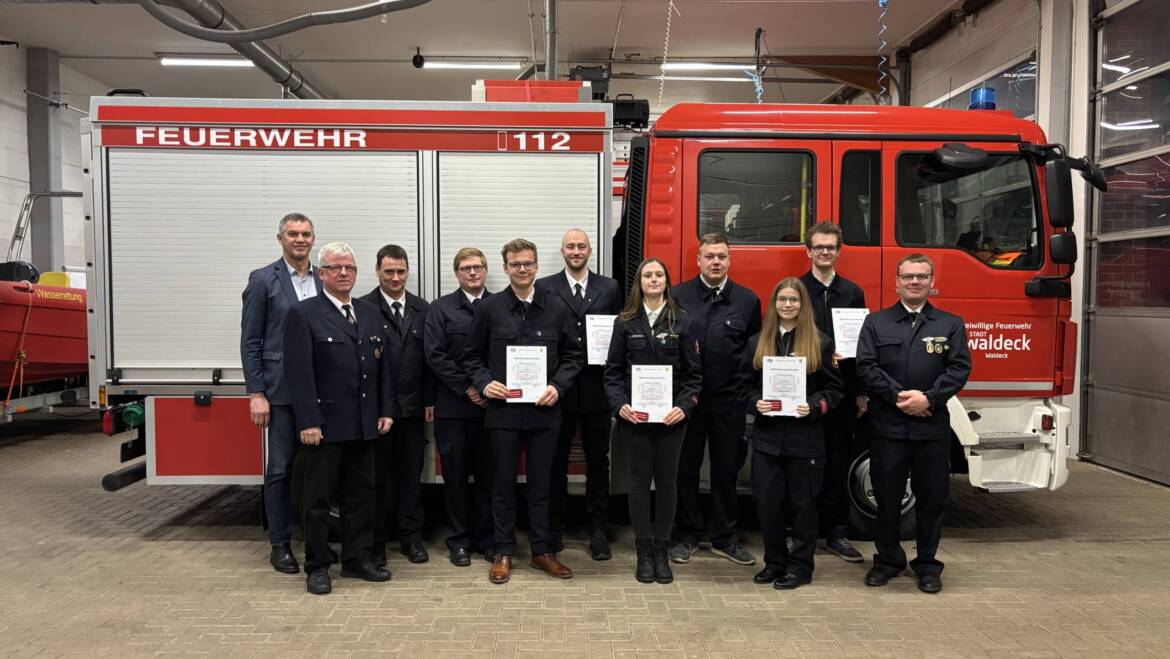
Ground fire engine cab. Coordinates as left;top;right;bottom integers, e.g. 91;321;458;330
616;102;1104;533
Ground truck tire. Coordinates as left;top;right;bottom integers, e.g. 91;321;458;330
847;450;916;541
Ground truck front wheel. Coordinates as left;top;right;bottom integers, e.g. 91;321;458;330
847;450;916;540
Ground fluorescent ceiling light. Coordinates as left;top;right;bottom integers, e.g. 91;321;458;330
423;61;522;70
654;75;754;83
662;62;754;71
159;56;254;68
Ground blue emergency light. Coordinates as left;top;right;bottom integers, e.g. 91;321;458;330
969;87;997;110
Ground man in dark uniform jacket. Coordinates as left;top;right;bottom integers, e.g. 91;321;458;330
240;212;321;575
283;242;394;595
360;244;434;566
671;232;762;566
856;253;971;594
799;221;867;563
534;228;622;561
463;238;585;584
424;247;495;567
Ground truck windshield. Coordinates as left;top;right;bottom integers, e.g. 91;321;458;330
896;153;1042;269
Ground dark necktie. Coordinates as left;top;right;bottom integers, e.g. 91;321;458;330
908;311;919;328
342;303;355;325
711;287;723;303
520;301;531;315
472;297;481;310
574;282;584;302
392;301;403;322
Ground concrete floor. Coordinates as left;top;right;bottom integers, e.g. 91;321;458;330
2;414;1170;658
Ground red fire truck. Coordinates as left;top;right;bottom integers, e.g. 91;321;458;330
87;93;1104;535
615;102;1104;533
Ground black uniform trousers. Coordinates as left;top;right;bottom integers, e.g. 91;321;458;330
818;393;857;540
752;451;823;579
622;421;687;541
490;426;559;556
302;438;375;573
436;417;495;553
550;411;612;539
373;416;427;550
870;435;949;576
676;413;745;549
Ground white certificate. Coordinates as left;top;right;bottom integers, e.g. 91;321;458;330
631;364;673;423
505;345;547;404
831;308;870;359
585;314;618;366
762;356;806;417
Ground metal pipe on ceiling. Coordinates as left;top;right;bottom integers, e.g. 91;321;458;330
544;0;557;80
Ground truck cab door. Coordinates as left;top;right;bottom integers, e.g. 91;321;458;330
679;139;832;298
881;140;1068;492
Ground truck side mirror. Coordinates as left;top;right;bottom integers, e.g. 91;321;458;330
934;143;988;170
1045;160;1074;228
1050;231;1077;264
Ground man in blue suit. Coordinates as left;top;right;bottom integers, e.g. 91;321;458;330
283;242;395;595
241;212;321;574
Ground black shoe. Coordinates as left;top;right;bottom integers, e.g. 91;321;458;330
340;562;392;582
589;533;612;561
773;572;811;590
449;547;471;567
306;569;331;595
651;540;673;584
270;544;299;574
823;537;864;563
865;566;894;587
917;574;943;593
668;540;697;564
711;543;757;566
753;566;782;584
634;538;655;584
371;547;387;568
400;542;429;564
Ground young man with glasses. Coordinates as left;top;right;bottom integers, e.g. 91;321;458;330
855;254;971;594
798;222;867;564
462;239;585;584
424;247;496;566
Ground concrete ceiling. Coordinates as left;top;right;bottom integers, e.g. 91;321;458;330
1;0;956;110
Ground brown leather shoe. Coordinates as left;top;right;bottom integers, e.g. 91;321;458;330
489;554;512;584
532;553;573;579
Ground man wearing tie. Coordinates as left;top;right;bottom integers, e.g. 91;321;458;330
462;238;585;584
424;247;495;566
240;212;321;574
283;242;394;595
535;229;622;560
361;244;434;566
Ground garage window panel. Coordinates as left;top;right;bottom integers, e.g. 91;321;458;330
1095;236;1170;308
1098;69;1170;161
1097;155;1170;234
1099;0;1170;88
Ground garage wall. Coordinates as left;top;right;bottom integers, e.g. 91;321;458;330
0;46;108;270
910;0;1039;107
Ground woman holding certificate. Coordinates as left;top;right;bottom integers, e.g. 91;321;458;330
604;258;702;584
738;277;843;590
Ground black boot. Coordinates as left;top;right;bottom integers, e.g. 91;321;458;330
634;538;655;583
652;540;674;584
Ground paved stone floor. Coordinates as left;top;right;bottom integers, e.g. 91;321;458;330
2;414;1170;658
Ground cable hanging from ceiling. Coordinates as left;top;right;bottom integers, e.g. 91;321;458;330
657;0;679;112
876;0;890;103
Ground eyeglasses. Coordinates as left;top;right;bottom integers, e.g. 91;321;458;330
457;264;486;274
809;245;839;253
897;273;932;282
320;264;357;274
776;296;801;305
507;261;537;271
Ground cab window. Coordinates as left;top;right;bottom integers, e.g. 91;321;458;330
895;152;1042;269
698;151;814;244
840;151;880;246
